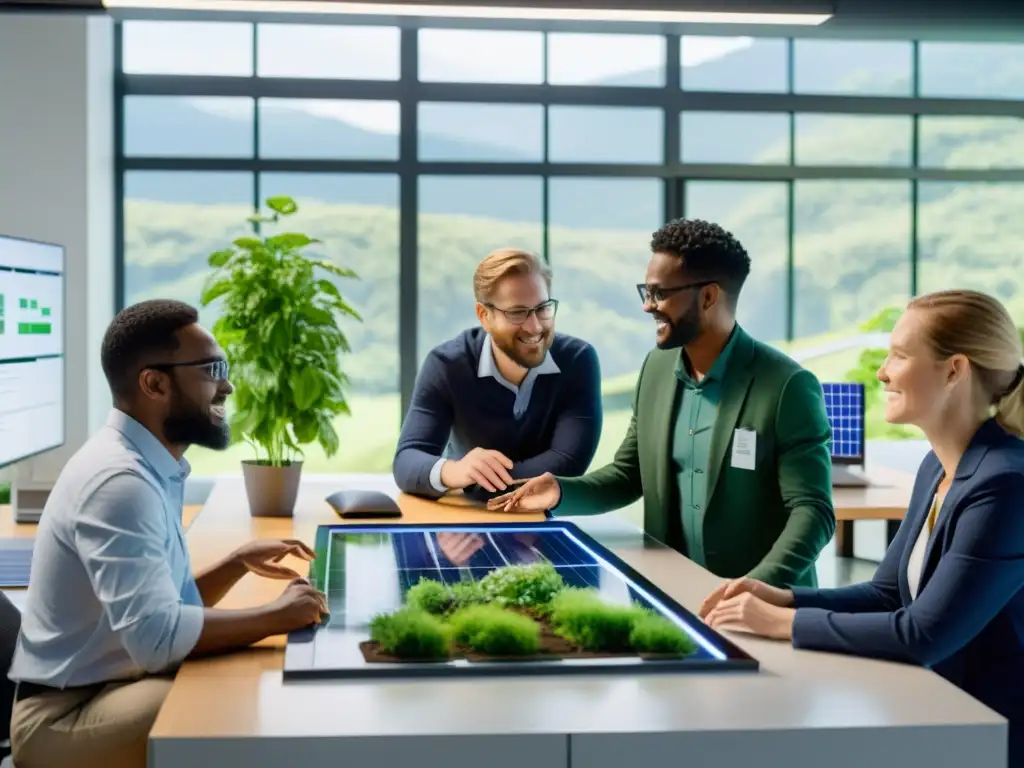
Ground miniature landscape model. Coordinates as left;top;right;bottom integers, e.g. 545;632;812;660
362;562;699;664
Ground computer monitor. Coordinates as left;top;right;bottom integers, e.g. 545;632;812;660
0;235;65;471
821;382;868;487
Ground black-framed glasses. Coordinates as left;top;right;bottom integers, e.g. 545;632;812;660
485;299;559;325
636;280;716;304
148;358;230;381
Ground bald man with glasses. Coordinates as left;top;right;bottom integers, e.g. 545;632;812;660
393;248;602;501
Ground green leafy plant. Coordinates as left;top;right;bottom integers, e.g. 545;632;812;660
448;604;541;656
200;196;361;467
0;482;9;506
368;607;451;659
477;562;565;610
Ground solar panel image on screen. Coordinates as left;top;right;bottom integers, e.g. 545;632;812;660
822;382;865;460
283;521;758;681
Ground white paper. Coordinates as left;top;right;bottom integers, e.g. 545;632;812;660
731;428;756;470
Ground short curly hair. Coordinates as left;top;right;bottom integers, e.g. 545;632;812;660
650;218;751;304
100;299;199;400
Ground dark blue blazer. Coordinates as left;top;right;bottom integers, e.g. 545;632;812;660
792;418;1024;757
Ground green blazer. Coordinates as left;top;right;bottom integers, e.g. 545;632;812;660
555;325;835;589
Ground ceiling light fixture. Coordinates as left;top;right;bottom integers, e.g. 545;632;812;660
100;0;831;25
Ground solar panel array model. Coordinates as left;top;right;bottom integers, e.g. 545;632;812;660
283;521;758;681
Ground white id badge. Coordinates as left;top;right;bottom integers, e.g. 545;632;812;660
731;428;756;470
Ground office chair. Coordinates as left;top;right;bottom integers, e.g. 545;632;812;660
0;592;21;763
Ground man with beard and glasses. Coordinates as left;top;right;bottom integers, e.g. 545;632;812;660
8;300;327;768
490;220;836;590
393;248;602;501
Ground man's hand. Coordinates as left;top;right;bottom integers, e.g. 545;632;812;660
232;538;316;580
436;532;486;565
440;447;515;492
699;577;794;619
267;578;328;634
487;472;561;512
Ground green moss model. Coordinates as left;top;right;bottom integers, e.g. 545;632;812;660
477;562;565;610
365;565;698;662
406;578;453;615
368;607;450;660
448;604;541;656
548;588;644;652
629;614;698;656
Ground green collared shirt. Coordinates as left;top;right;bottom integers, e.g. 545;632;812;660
670;327;740;565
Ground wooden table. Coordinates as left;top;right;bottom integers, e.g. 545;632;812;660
147;473;1005;768
831;465;914;557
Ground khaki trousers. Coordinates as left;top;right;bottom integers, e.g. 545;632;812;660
9;675;173;768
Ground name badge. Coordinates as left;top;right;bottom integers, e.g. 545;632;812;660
731;428;756;470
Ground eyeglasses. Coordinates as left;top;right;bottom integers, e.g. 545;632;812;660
148;358;230;381
636;280;716;304
485;299;559;325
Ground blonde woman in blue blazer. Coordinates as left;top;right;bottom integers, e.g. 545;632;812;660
700;289;1024;764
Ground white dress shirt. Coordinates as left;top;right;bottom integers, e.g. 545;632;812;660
9;409;205;687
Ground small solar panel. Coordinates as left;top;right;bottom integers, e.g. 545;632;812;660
821;382;865;462
283;522;760;680
0;539;33;588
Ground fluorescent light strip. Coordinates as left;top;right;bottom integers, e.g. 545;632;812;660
103;0;831;25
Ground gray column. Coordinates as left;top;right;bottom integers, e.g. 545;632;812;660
0;12;115;519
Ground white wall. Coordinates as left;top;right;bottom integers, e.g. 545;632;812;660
0;13;115;489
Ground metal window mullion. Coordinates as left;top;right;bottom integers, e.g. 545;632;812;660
910;40;921;297
542;32;550;266
251;22;261;236
398;26;419;421
113;20;126;313
665;30;682;219
786;38;795;342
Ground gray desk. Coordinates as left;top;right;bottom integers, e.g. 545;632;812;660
146;477;1007;768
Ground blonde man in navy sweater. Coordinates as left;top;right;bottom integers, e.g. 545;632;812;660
393;248;602;501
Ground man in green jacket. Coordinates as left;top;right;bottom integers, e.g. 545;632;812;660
489;219;835;588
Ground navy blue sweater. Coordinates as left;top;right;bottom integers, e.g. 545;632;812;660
393;327;602;499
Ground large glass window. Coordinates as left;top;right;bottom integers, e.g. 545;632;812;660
918;116;1024;169
418;103;544;162
547;33;666;87
685;181;789;345
257;173;401;472
416;176;544;362
548;107;664;164
794;115;912;167
681;36;787;92
919;43;1024;100
418;29;544;83
258;99;400;160
548;176;664;389
917;182;1024;325
681;112;790;164
256;24;400;80
122;170;255;329
119;20;1024;459
121;20;253;76
548;176;663;516
793;180;912;437
793;39;913;96
124;97;254;158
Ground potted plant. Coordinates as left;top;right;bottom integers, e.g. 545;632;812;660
200;195;361;517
